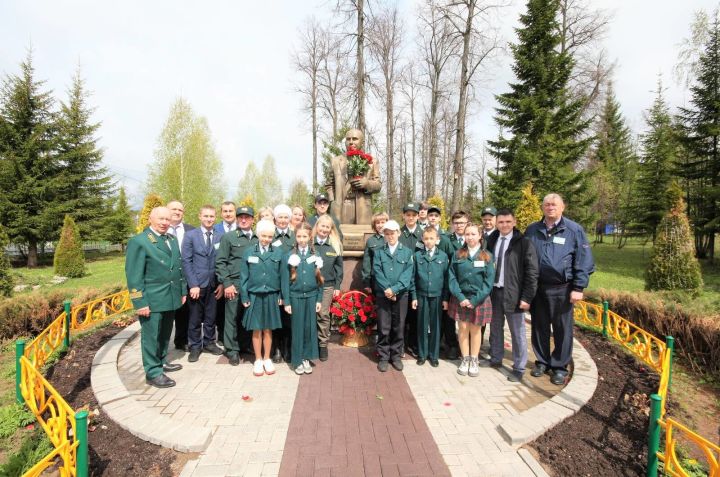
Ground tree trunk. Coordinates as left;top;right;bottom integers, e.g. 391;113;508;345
428;76;440;195
27;240;38;268
312;75;318;193
357;0;366;132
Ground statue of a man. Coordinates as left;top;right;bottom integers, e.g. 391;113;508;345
326;128;381;225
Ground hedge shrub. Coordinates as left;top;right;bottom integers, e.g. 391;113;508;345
53;215;85;278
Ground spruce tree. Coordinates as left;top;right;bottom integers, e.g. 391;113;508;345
645;183;703;295
0;52;61;267
678;13;720;262
54;215;85;278
636;80;677;240
136;193;163;232
102;187;135;251
488;0;592;218
56;69;113;240
0;226;13;297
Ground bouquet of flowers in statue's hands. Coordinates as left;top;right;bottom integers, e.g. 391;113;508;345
346;147;373;179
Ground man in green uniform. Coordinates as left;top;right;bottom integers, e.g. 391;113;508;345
215;206;258;365
125;206;187;388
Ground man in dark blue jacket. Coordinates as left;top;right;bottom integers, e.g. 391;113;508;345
525;194;594;385
181;205;224;362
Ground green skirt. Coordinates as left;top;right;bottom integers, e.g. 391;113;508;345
242;292;282;330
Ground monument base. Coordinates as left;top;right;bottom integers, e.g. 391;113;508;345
340;224;373;258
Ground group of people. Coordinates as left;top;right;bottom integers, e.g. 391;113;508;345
125;192;594;391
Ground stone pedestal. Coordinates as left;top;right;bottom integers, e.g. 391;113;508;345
339;223;373;291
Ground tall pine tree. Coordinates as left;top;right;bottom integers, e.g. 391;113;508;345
635;80;677;240
0;51;61;267
678;13;720;262
102;186;135;251
488;0;592;221
56;68;113;240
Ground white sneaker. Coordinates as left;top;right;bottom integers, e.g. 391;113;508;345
253;360;264;376
457;356;469;376
294;364;305;375
303;360;312;374
263;359;276;375
468;357;479;377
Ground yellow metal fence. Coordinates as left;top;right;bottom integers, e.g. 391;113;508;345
574;300;719;477
15;290;133;477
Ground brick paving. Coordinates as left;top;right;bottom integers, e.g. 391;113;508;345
96;319;597;477
278;346;450;477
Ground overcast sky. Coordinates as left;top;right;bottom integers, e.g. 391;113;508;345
1;0;717;208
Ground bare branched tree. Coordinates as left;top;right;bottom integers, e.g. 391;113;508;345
318;30;353;140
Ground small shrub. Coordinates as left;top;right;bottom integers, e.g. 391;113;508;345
0;428;53;476
136;193;163;233
0;226;13;297
0;404;35;439
515;182;543;232
645;184;703;295
53;215;85;278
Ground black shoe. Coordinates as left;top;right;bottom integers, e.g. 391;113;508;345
174;344;189;352
227;353;240;366
146;374;175;388
163;363;183;372
507;371;523;382
429;359;439;367
551;370;568;385
446;347;459;360
203;343;224;355
416;358;426;366
272;348;283;364
530;363;549;377
377;360;389;372
391;359;404;371
188;349;201;362
480;360;502;368
319;347;328;362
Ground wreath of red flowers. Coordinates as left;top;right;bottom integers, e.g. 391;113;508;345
329;291;377;336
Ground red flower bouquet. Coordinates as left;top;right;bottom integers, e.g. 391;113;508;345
330;291;377;337
346;147;373;179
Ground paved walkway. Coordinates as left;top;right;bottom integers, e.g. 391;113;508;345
92;321;597;477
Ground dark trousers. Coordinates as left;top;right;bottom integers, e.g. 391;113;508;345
216;297;225;343
376;293;408;362
405;306;418;353
223;296;241;355
530;284;574;371
188;286;217;350
272;307;292;360
441;312;458;355
140;310;175;379
490;287;528;373
173;301;189;348
416;295;441;361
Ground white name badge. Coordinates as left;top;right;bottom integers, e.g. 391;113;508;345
213;243;220;250
306;256;317;264
474;260;485;268
248;256;259;264
553;236;566;245
272;240;282;247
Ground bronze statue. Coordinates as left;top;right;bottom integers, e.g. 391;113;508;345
326;129;381;225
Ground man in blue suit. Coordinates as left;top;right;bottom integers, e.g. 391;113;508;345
213;201;237;236
181;205;225;362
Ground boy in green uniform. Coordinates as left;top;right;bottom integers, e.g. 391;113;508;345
215;206;257;365
411;227;449;367
373;220;415;372
361;211;389;292
399;203;423;356
125;207;187;388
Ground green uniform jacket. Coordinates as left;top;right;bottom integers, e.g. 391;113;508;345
280;252;323;304
125;228;186;312
448;249;495;307
273;229;296;253
215;229;258;289
447;233;464;254
314;239;343;290
400;225;423;252
372;243;414;296
240;244;283;303
361;233;385;287
411;249;449;301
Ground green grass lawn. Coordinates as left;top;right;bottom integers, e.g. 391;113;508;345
588;238;720;316
11;251;126;294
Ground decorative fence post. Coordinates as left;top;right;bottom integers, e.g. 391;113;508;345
665;336;674;390
15;340;25;404
647;394;662;477
63;299;72;349
75;409;89;477
601;301;609;339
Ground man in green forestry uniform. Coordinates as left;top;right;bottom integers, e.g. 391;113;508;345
215;206;258;365
125;206;187;388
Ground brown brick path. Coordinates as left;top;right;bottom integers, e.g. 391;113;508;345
279;346;451;477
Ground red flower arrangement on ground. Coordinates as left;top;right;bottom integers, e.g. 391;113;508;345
330;291;377;336
346;147;373;179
